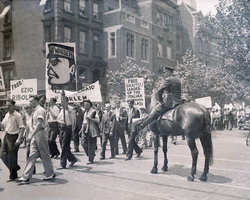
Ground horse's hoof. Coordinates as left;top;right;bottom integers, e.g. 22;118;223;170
151;168;158;174
187;175;194;181
199;174;207;182
161;165;168;172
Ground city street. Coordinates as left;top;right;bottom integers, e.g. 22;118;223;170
0;129;250;200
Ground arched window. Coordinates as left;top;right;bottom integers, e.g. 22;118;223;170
92;69;101;83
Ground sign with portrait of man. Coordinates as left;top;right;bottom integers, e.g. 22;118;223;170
46;42;77;99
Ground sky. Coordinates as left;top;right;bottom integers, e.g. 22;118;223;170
196;0;219;15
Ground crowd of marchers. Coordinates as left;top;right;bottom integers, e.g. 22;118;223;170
0;96;155;184
209;106;250;131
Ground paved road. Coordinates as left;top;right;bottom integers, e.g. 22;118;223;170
0;129;250;200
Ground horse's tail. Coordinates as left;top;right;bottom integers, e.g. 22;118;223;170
202;108;213;165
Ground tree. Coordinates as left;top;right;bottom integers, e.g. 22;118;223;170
204;0;250;104
106;59;155;100
177;50;234;105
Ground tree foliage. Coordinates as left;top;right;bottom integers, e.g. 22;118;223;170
106;59;155;100
204;0;250;104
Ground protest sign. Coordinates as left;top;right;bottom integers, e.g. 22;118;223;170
125;77;145;108
195;96;212;108
11;79;37;105
46;81;102;103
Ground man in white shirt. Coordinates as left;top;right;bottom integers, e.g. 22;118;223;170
57;96;78;169
0;99;25;182
18;96;55;184
47;97;60;158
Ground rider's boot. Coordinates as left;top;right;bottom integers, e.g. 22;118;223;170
138;109;163;130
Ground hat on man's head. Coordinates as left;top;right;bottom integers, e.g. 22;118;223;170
162;65;174;73
127;99;135;104
82;99;93;107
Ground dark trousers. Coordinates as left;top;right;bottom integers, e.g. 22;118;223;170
72;125;80;151
100;133;115;158
114;126;127;155
1;133;20;179
126;131;142;159
81;133;97;162
59;125;77;168
48;122;60;157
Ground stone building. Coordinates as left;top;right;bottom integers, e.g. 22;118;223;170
0;0;106;105
177;0;220;66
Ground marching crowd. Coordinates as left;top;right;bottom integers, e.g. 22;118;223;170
0;96;152;184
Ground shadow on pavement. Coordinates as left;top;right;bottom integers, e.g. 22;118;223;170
17;177;68;186
0;188;4;192
167;164;232;184
94;161;113;165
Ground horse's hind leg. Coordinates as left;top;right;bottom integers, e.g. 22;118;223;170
161;135;168;171
187;138;199;181
151;134;159;174
199;136;210;182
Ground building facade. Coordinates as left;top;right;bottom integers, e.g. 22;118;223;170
177;1;220;66
0;0;107;104
103;0;179;75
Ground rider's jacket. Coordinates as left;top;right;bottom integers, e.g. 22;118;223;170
158;75;182;108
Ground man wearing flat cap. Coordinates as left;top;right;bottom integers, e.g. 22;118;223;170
139;65;183;129
81;99;100;164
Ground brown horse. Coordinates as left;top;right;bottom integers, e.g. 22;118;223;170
147;102;213;182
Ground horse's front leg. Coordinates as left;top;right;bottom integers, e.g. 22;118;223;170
187;138;198;181
151;134;159;174
161;135;168;171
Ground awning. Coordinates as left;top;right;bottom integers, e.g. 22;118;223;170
0;5;11;19
39;0;47;6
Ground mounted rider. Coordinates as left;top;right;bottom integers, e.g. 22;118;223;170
139;65;183;130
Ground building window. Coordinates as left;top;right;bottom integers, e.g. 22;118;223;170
3;68;14;89
156;10;162;25
45;0;53;11
64;27;71;42
3;34;11;58
126;14;135;23
93;35;100;56
141;37;149;61
93;3;99;20
141;20;149;29
64;0;72;12
126;33;135;58
92;69;101;83
205;40;210;54
157;37;163;57
79;0;86;16
166;41;173;60
44;25;52;42
109;32;116;57
79;31;86;54
199;38;203;52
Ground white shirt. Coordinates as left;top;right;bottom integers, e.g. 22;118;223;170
57;106;75;126
115;107;120;121
48;105;60;122
32;105;47;130
2;111;24;135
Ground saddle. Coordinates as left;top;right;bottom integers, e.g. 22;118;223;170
157;105;182;136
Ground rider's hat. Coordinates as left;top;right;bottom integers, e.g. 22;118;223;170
162;65;174;73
